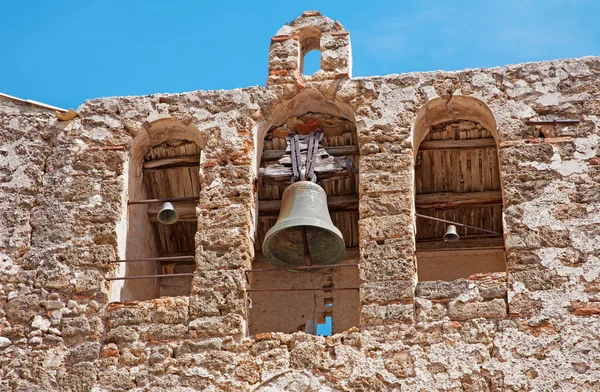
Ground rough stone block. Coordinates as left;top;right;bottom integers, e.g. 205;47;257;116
360;303;414;325
359;215;413;242
384;350;416;378
108;306;151;327
359;257;415;282
189;314;245;337
359;172;412;196
68;341;101;364
6;294;39;323
361;280;414;304
359;192;412;219
106;326;139;343
448;299;507;321
416;279;470;300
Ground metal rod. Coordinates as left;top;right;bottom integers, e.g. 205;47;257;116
415;213;502;235
107;273;194;281
525;119;580;125
109;255;195;264
244;287;359;293
416;246;505;253
245;264;359;274
128;196;199;205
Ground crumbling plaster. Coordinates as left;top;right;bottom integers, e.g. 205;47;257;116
1;11;600;392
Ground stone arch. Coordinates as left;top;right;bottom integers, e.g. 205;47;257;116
250;88;360;335
412;95;498;158
109;117;203;302
412;95;506;282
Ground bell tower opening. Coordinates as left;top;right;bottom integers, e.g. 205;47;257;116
413;97;506;282
249;99;360;335
109;120;201;302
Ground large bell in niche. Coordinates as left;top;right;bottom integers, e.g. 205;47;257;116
262;181;346;268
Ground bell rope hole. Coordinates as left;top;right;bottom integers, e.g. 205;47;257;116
250;99;360;336
302;50;321;76
413;97;506;282
108;120;201;302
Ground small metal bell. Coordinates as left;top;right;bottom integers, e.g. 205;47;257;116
157;202;178;224
443;225;459;242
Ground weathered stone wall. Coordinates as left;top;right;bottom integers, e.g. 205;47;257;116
1;11;600;392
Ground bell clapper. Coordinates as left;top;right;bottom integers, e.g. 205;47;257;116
302;226;313;266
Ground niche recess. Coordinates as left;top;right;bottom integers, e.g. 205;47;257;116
250;97;360;335
299;26;321;76
110;120;201;302
413;97;506;282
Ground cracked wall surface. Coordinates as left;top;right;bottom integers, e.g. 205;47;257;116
1;11;600;392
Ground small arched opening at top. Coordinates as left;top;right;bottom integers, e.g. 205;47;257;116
109;118;204;303
250;90;360;336
299;26;322;76
412;96;506;282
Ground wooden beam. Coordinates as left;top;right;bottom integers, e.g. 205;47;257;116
254;247;360;265
142;156;199;170
262;145;359;161
258;194;359;215
148;202;197;222
415;190;502;210
416;236;504;251
419;138;496;151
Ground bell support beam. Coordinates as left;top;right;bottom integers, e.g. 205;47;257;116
142;156;200;170
415;190;502;210
261;145;359;161
418;138;496;151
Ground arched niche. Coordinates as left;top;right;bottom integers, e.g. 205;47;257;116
109;118;203;302
413;95;498;158
250;89;360;336
412;96;506;282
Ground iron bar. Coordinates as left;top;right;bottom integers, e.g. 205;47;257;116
107;273;194;281
415;213;502;235
109;255;195;264
416;246;505;253
128;196;199;205
244;287;359;293
525;119;580;125
245;263;359;274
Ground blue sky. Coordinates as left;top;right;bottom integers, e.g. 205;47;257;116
1;1;598;109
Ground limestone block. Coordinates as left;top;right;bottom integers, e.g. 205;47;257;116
108;306;151;327
359;215;413;242
448;299;507;321
359;192;412;219
106;326;139;343
68;341;101;364
193;269;246;291
361;280;414;304
361;303;414;325
359;172;412;196
143;324;188;341
383;349;416;378
31;315;51;332
359;257;415;282
416;280;470;300
6;294;39;323
189;314;245;337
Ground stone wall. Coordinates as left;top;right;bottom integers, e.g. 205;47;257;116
1;11;600;392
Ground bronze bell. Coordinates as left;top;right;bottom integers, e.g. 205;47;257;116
157;202;178;225
262;181;346;268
